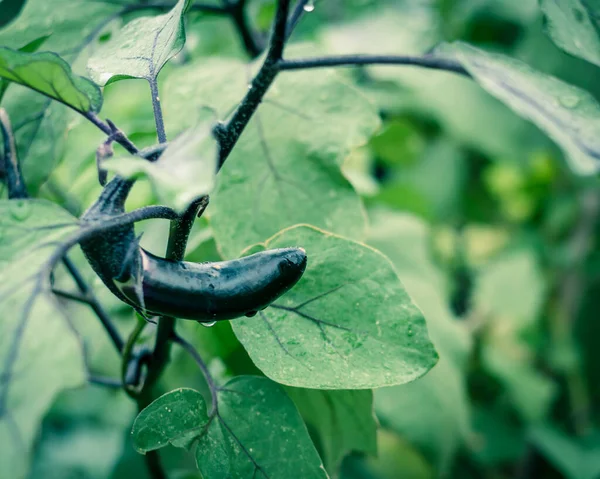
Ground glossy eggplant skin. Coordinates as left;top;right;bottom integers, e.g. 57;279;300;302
117;247;307;321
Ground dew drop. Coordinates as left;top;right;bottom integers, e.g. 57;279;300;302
201;321;217;328
9;200;32;221
407;326;414;337
303;0;315;12
559;95;581;108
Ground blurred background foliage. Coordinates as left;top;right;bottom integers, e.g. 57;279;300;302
6;0;600;477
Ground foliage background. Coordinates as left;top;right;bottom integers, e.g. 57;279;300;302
1;0;600;478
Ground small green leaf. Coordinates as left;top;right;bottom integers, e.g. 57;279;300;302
0;199;85;479
540;0;600;67
285;388;378;471
87;0;190;85
232;225;438;389
132;388;209;453
435;42;600;174
0;47;102;113
195;376;328;479
104;117;218;212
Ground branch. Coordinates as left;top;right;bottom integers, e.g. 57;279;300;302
229;0;262;58
278;54;469;75
286;0;310;39
214;0;291;167
83;111;139;155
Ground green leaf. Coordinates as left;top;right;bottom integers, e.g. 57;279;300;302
540;0;600;67
87;0;190;85
104;117;218;212
132;388;209;453
375;359;470;474
195;376;328;479
0;0;122;193
0;0;121;51
163;57;380;258
435;42;600;174
285;388;378;471
232;225;438;389
0;47;102;113
531;426;600;479
0;199;85;479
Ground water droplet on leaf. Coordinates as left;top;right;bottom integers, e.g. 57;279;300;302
201;321;216;328
303;0;315;12
10;200;31;221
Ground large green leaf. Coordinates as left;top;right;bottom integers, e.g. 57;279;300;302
0;199;85;479
540;0;600;67
0;48;102;113
196;377;328;479
132;378;328;478
285;388;378;471
232;225;438;389
87;0;190;85
104;117;218;212
435;42;600;174
163;57;380;258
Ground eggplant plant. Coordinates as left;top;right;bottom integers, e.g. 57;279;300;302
1;1;599;478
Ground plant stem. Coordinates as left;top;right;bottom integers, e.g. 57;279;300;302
149;77;167;144
135;199;206;478
215;0;291;167
286;0;310;39
277;54;469;75
229;0;262;58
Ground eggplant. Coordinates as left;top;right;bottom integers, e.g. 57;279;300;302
116;247;307;321
80;177;307;322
